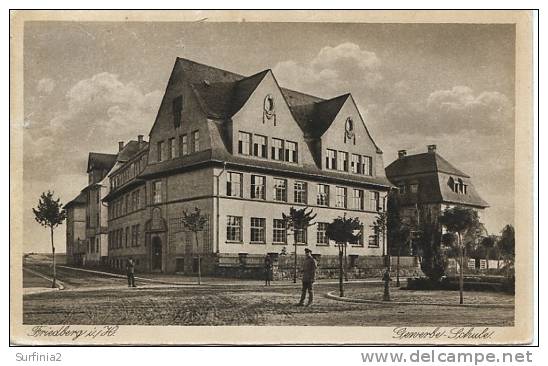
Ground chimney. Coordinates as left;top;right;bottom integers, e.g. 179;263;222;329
118;141;124;152
398;150;407;159
427;144;437;153
138;135;144;148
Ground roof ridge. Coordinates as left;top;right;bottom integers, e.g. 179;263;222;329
280;87;325;103
177;57;245;79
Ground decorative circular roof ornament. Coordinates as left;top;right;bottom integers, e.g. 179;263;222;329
345;117;355;139
264;95;275;118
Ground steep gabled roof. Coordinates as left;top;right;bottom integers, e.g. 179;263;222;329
309;94;351;138
63;191;86;209
117;140;143;162
87;152;117;173
385;152;469;178
164;58;361;140
385;151;487;208
191;70;269;119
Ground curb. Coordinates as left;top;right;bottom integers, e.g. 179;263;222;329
325;291;514;308
58;265;388;287
23;267;65;290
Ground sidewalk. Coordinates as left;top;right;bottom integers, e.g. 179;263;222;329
58;265;389;287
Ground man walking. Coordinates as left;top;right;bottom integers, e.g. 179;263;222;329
297;248;317;306
126;257;136;288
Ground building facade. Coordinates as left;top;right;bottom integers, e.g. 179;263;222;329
82;152;117;265
98;58;393;276
64;192;87;265
385;145;489;254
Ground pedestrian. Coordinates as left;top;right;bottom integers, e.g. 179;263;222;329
264;254;273;286
382;267;391;301
297;248;317;306
126;257;136;288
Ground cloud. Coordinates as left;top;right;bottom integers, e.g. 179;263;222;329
36;78;56;95
24;72;162;182
366;85;513;138
273;42;383;98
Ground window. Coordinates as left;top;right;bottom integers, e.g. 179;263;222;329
226;216;242;242
179;134;188;156
316;222;329;245
326;149;337;169
367;191;380;211
335;186;347;208
272;138;284;161
285;141;298;163
152;181;163;204
172;95;182;128
253;135;267;158
273;219;287;244
130;225;135;247
250;217;266;243
337;151;348;172
352;189;364;210
294;224;307;244
317;184;329;206
361;155;372;176
135;224;140;246
238;131;252;155
351;154;361;174
171;138;178;159
368;225;380;248
157;141;165;162
409;183;419;194
350;225;364;246
273;178;287;202
125;227;130;248
251;175;266;200
192;130;200;152
294;181;307;204
226;172;242;197
135;189;140;209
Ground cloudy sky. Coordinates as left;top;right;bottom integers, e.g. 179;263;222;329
22;21;515;252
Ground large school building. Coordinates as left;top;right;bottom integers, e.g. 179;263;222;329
66;57;395;276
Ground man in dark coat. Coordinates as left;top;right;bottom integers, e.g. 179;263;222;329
297;248;317;306
126;257;136;288
264;254;273;286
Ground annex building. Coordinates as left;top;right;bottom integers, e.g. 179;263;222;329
385;145;488;255
66;57;394;276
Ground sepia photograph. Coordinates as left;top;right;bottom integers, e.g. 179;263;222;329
9;10;534;345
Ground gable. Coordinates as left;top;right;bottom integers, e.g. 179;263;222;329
230;71;317;167
321;96;381;158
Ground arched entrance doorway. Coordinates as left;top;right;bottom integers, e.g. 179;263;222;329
151;236;163;271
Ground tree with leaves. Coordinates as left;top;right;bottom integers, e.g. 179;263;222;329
438;206;482;304
498;224;515;275
32;191;66;288
478;235;497;268
386;190;413;286
326;215;362;297
181;207;208;285
282;207;317;283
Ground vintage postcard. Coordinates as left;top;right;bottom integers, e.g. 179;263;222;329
10;10;534;345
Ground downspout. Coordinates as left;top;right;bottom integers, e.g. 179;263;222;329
215;162;227;254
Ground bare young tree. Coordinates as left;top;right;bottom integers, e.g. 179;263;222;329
32;191;66;288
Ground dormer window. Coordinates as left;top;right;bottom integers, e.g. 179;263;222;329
172;96;182;128
409;183;419;194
